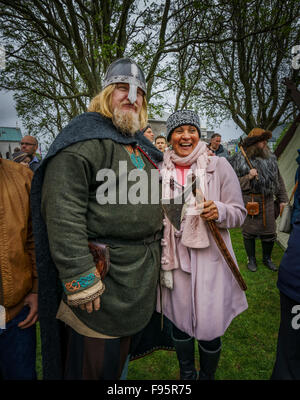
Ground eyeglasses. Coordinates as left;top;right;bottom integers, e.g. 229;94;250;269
20;142;36;146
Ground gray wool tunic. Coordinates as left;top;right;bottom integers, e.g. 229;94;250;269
41;139;163;336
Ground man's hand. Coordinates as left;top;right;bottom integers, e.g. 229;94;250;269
200;200;219;221
67;281;104;312
76;296;101;314
18;293;38;329
248;168;258;180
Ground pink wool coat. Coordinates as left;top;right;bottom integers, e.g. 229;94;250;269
157;156;248;340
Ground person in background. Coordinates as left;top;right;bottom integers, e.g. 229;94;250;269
208;133;229;158
157;110;248;380
12;147;20;157
20;136;41;172
0;157;38;380
155;135;168;152
271;149;300;380
229;128;288;272
143;125;155;143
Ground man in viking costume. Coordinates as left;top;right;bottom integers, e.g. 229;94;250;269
229;128;288;272
30;58;166;379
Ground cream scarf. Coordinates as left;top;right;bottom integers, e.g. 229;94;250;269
161;141;210;276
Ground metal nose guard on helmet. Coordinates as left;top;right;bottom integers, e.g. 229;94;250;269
102;58;146;104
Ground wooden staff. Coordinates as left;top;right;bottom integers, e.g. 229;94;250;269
206;220;247;291
238;143;259;180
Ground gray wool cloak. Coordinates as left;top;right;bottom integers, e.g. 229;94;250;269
30;112;173;379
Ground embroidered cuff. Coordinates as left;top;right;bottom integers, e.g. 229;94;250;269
67;280;105;306
62;268;101;295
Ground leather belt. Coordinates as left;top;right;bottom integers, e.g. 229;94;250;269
91;231;163;246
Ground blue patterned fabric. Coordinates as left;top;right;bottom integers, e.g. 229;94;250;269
63;272;98;294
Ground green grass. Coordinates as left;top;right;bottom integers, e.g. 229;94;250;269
36;228;284;380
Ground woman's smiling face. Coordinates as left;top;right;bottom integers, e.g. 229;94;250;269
170;125;200;157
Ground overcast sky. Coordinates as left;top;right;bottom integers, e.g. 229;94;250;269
0;90;244;142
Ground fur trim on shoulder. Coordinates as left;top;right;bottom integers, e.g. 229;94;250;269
228;152;279;196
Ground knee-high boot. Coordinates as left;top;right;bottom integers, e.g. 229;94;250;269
172;336;198;380
262;241;277;271
198;341;221;380
243;238;257;272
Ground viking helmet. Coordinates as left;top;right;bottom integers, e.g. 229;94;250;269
102;58;146;104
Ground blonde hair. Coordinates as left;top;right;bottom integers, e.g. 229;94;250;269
87;84;148;129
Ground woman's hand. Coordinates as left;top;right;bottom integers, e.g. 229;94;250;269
199;200;219;221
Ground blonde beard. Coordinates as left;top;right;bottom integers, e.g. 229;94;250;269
112;107;141;136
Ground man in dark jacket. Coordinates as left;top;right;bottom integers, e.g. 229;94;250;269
271;163;300;379
229;128;288;272
208;133;229;158
20;135;41;172
31;58;167;380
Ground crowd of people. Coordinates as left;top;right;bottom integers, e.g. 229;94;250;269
0;57;299;381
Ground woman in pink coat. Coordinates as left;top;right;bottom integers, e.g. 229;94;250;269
157;110;248;380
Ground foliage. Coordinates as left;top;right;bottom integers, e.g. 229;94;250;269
170;0;300;133
273;122;293;150
0;0;299;142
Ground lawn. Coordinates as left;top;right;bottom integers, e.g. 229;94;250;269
35;228;284;380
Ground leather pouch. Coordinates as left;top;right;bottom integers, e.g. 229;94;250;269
88;241;110;279
246;195;259;216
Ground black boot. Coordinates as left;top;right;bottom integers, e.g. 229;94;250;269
243;238;257;272
198;342;221;380
262;241;277;271
173;337;198;380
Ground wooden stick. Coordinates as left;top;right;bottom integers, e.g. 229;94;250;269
238;144;259;180
207;220;247;291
